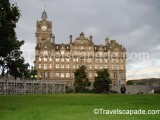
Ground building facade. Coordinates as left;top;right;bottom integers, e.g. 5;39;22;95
34;11;126;86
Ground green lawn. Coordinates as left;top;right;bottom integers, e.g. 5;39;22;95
0;94;160;120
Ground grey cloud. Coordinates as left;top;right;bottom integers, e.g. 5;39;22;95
13;0;160;79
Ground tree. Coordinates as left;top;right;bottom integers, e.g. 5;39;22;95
0;0;25;78
29;66;38;80
126;80;134;85
93;68;112;93
74;65;91;93
7;57;30;80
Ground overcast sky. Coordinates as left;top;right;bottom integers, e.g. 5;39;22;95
11;0;160;80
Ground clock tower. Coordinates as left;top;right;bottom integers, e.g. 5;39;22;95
35;10;53;45
35;10;55;79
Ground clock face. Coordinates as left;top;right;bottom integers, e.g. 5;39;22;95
41;25;47;31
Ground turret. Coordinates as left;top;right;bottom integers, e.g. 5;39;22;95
105;37;110;46
70;35;73;44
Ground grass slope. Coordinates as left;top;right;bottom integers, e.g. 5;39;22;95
0;94;160;120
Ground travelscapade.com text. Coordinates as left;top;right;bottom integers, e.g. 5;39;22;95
93;108;160;115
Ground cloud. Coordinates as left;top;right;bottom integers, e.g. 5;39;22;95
12;0;160;79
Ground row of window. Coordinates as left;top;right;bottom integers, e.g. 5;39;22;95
39;64;124;70
40;72;124;79
39;57;124;63
41;50;125;58
55;73;70;78
55;73;97;78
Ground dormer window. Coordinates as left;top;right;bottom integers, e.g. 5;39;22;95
66;45;70;50
104;46;107;51
95;46;97;51
56;45;59;50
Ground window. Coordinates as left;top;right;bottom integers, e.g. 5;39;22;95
44;58;47;61
67;45;69;50
61;51;64;55
89;73;92;78
44;51;48;55
45;72;48;77
39;64;41;69
39;58;41;61
73;65;75;69
66;58;70;62
95;65;98;69
89;65;92;69
49;58;52;61
61;73;64;78
73;58;78;62
56;64;59;69
55;73;59;77
44;64;47;69
61;58;64;62
104;46;107;51
56;45;59;49
56;58;59;62
66;73;70;77
95;46;97;50
49;64;52;69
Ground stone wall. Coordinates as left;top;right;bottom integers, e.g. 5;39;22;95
111;85;153;94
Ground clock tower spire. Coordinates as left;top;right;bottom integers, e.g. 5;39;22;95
41;10;47;20
35;10;53;44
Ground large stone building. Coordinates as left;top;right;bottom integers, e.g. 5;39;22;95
34;10;126;86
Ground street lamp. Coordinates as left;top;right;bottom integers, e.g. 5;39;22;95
30;75;33;80
34;75;37;82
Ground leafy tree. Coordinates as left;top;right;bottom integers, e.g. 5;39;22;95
0;0;28;78
29;66;38;80
0;0;24;77
7;57;30;80
93;68;112;93
74;65;91;93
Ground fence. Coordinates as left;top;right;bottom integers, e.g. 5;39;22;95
0;80;66;94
